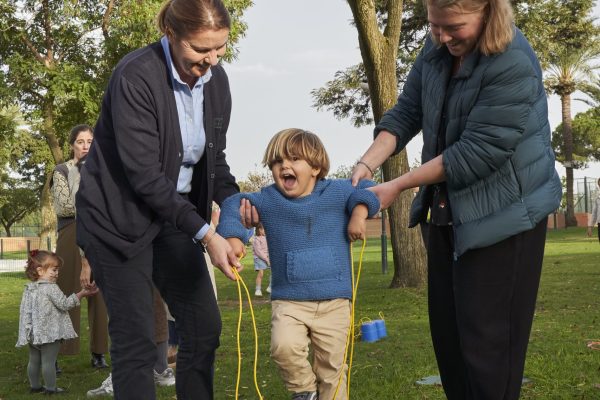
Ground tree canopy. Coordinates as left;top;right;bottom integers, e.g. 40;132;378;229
0;0;252;238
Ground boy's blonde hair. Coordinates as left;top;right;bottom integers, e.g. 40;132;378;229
262;129;330;180
426;0;514;55
25;250;63;281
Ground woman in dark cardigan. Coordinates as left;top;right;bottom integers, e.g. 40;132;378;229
75;0;244;398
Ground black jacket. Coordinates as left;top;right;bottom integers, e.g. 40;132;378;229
76;42;238;259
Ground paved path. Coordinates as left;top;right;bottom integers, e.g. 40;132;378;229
0;259;26;273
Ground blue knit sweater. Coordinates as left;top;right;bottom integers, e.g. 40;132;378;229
217;179;380;301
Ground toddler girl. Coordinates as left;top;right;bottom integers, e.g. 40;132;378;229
16;249;98;394
253;223;271;296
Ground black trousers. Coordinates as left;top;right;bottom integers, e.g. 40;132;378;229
426;220;546;400
85;223;221;400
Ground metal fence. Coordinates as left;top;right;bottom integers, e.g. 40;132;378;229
0;225;41;238
575;177;599;214
0;237;52;277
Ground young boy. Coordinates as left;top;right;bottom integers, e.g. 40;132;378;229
217;128;380;400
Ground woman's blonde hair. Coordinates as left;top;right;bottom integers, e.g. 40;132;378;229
25;250;63;281
426;0;514;55
262;129;330;180
157;0;231;38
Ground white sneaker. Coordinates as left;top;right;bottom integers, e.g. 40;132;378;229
255;288;263;297
266;286;271;294
87;374;113;397
154;367;176;387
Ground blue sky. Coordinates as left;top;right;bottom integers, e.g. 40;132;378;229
224;0;600;182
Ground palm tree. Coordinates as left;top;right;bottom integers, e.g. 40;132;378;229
545;45;600;226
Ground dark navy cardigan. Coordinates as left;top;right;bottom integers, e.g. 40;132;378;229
77;42;238;259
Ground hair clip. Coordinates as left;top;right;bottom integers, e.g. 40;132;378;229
29;249;38;257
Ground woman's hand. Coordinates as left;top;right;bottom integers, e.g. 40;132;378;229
205;232;244;281
80;257;94;289
351;162;374;187
368;181;403;210
239;198;260;228
351;130;398;186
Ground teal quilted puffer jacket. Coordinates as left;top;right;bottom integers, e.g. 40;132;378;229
376;28;562;257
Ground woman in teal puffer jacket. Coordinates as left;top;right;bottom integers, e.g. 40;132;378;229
352;0;561;398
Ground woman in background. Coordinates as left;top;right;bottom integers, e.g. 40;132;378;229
51;124;109;370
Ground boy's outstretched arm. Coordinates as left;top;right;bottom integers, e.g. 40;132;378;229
348;204;369;242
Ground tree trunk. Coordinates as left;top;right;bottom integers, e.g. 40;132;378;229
348;0;427;288
2;223;11;237
561;93;577;227
40;173;56;250
383;155;427;288
39;99;59;248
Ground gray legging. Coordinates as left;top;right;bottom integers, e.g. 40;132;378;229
28;341;61;391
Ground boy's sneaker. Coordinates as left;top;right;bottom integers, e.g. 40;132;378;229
255;288;263;297
291;391;318;400
154;367;176;387
266;285;271;294
87;374;113;397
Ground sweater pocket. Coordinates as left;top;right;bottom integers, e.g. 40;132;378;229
286;246;342;283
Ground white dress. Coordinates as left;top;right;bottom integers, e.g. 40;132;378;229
16;280;80;347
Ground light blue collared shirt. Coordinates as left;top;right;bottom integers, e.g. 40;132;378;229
161;36;211;240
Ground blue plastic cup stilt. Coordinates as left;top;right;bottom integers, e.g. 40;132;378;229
374;319;387;339
360;322;379;342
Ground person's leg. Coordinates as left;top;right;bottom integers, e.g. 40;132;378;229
597;223;599;243
152;287;169;367
27;344;42;390
86;242;156;400
167;318;178;365
40;341;61;391
152;224;221;400
154;340;169;374
310;299;351;400
88;284;110;359
453;221;546;400
255;269;264;295
426;224;468;400
56;223;81;356
270;300;318;394
203;252;218;299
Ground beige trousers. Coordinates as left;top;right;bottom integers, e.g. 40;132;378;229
271;299;350;400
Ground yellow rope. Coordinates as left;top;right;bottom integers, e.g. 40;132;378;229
332;238;367;400
234;268;243;399
232;266;264;400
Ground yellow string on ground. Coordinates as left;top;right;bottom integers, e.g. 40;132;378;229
332;238;367;400
232;266;264;400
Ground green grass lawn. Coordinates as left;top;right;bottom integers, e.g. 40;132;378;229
0;228;599;399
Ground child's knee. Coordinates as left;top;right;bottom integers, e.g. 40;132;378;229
270;336;305;362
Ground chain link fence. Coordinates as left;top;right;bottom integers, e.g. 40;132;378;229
0;233;52;278
575;177;599;214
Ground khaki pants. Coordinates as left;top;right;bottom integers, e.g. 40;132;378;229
271;299;350;400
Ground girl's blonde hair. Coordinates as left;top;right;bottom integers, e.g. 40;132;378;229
25;250;63;281
426;0;514;55
262;129;330;180
255;222;266;236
